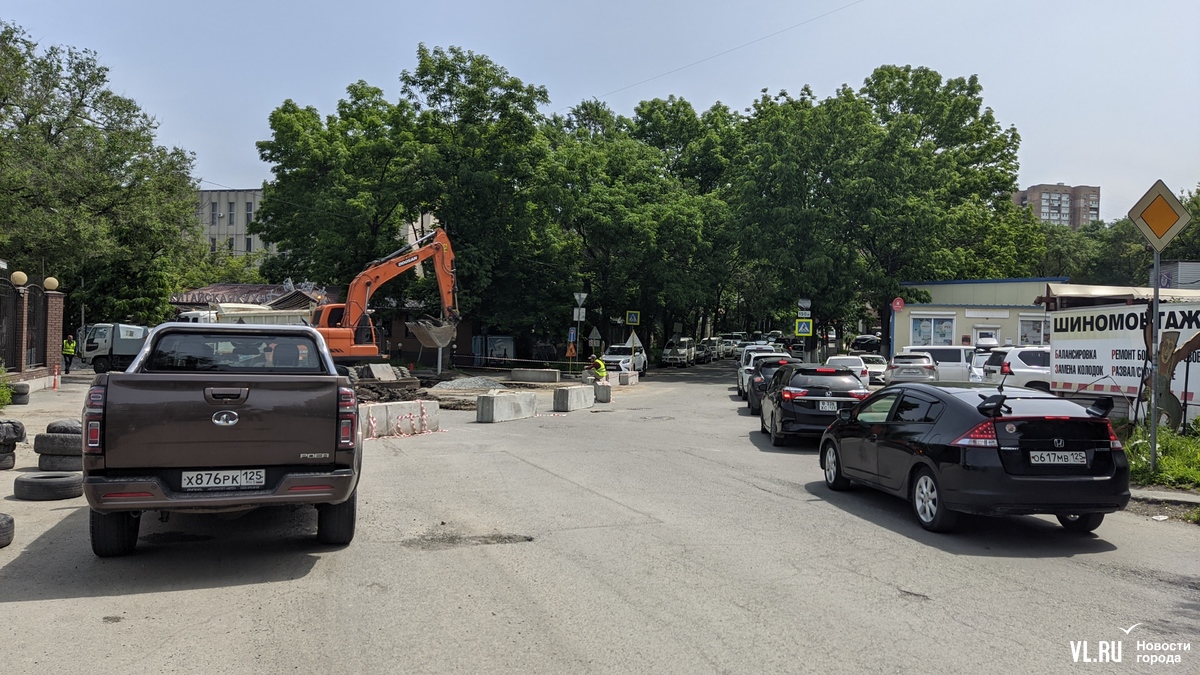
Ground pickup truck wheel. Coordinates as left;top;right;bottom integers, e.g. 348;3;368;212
14;473;84;501
0;513;13;548
90;510;140;557
92;356;110;374
33;432;83;456
317;489;357;546
38;454;82;472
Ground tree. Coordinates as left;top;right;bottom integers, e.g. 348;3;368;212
834;66;1024;350
400;45;565;335
0;21;201;325
254;81;424;287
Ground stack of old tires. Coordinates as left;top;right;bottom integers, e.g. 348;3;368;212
8;382;30;406
0;419;23;548
15;419;84;502
0;419;24;471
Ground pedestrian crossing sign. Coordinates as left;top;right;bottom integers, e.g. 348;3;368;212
795;319;813;337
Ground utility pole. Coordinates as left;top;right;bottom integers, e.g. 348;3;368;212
573;292;587;374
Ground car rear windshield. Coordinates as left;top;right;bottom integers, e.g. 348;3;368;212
893;354;932;364
827;357;861;366
950;391;1086;417
912;348;961;363
145;332;327;373
789;373;862;389
985;351;1008;366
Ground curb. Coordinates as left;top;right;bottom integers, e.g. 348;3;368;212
1129;488;1200;507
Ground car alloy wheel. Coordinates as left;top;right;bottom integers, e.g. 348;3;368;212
823;443;850;490
911;468;957;532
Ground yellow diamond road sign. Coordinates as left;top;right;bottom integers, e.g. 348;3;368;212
1129;180;1192;252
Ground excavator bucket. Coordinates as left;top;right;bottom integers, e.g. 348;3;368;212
406;318;457;348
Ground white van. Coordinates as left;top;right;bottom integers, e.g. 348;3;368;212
662;337;696;367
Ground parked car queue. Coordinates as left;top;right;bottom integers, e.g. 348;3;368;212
727;351;1130;536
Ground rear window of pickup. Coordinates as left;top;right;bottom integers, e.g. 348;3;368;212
144;332;327;374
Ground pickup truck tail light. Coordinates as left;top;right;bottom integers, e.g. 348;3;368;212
83;385;106;454
338;386;357;450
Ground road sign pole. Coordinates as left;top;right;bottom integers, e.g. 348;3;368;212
1150;249;1160;474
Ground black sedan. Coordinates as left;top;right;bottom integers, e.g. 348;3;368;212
746;356;805;415
818;383;1129;533
760;365;870;446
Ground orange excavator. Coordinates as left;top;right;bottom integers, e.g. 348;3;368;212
312;228;459;363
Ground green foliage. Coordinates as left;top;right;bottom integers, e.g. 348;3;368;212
0;20;202;325
179;249;267;289
0;362;10;410
1126;427;1200;489
254;81;424;286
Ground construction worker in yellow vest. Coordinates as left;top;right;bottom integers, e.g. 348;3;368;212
586;354;607;382
62;334;77;374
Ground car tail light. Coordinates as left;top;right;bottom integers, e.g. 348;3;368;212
1105;419;1123;450
861;368;868;377
849;389;870;400
338;386;357;450
924;365;937;372
83;385;106;454
781;387;809;400
753;376;763;383
953;420;998;447
886;364;898;370
1001;362;1013;375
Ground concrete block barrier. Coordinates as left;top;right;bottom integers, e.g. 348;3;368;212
553;385;595;412
477;392;538;423
593;382;613;403
618;372;639;385
359;400;440;438
511;368;561;383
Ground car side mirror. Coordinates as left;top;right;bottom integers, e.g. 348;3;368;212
837;408;852;421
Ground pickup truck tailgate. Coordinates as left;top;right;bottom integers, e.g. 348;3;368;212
104;374;339;469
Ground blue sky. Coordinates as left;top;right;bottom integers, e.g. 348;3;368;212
6;0;1199;219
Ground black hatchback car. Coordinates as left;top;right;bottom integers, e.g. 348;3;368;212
746;356;805;415
760;365;870;446
818;383;1129;533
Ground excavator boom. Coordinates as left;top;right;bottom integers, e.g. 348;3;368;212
312;228;459;363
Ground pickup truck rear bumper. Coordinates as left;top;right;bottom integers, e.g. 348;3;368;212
84;469;357;513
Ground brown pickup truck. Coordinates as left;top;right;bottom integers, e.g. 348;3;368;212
82;324;361;556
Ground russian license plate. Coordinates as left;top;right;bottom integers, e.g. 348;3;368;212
181;469;266;490
1028;451;1086;465
819;401;838;412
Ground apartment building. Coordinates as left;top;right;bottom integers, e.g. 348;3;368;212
198;188;272;256
1012;183;1101;229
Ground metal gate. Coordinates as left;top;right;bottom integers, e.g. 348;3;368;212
25;285;46;368
0;279;17;370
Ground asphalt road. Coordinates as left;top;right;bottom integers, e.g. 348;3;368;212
2;362;1198;673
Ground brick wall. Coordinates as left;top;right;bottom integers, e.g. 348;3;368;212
6;287;64;383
